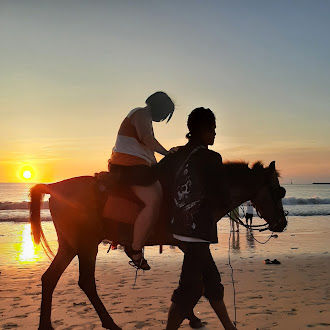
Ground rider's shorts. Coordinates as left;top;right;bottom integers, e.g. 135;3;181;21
109;164;157;186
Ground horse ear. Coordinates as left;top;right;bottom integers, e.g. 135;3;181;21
269;161;276;172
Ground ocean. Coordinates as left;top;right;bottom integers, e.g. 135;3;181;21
0;182;329;267
1;183;330;222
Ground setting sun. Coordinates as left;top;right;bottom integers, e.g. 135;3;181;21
23;170;32;179
19;165;35;181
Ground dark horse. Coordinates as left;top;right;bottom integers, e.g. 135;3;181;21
30;160;287;330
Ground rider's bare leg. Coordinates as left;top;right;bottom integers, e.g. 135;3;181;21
130;181;162;257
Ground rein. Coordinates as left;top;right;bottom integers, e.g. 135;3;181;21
227;206;270;232
227;206;271;328
227;203;289;327
227;202;289;233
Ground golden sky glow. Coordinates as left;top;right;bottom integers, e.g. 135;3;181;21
1;1;330;184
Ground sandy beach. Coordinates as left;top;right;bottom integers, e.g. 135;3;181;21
0;218;329;330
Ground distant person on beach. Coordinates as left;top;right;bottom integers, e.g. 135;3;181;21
229;206;240;232
108;91;175;270
245;200;254;226
159;107;236;330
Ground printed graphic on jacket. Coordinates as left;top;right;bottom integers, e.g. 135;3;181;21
172;158;204;236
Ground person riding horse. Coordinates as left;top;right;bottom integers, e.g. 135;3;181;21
108;91;175;270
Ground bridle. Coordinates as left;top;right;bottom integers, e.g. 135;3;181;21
228;207;270;232
228;184;288;233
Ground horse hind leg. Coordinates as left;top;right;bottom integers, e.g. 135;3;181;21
78;246;122;330
39;238;76;330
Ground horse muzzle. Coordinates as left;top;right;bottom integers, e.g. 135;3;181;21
269;214;288;232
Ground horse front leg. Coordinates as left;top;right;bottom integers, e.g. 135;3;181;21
39;239;76;330
78;246;122;330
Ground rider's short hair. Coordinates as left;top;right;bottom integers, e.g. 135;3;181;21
145;91;175;122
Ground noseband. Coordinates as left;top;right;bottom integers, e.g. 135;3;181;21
253;184;288;231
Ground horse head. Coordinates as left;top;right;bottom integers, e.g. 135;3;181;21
250;161;287;232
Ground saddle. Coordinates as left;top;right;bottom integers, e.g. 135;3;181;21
94;171;172;249
95;171;143;224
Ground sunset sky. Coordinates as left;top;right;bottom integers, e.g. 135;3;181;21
1;0;330;184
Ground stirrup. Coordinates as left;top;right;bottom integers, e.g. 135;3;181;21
125;245;151;271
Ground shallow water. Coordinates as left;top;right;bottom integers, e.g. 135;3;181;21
0;216;328;271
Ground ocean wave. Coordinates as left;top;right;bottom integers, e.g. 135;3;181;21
0;201;49;210
286;210;330;216
282;197;330;205
0;209;51;222
0;216;52;222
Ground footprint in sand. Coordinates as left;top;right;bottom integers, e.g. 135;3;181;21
53;319;64;326
245;305;257;310
77;306;93;314
123;308;133;313
134;321;153;329
73;301;87;307
2;323;18;329
287;309;297;316
247;295;263;300
111;301;121;305
16;314;28;319
307;323;330;328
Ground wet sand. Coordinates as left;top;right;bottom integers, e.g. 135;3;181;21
0;220;330;329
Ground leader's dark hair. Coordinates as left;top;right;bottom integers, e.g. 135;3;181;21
186;107;216;139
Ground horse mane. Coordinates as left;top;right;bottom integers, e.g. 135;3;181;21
223;161;250;182
223;160;280;178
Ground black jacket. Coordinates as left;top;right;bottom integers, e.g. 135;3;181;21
157;141;228;243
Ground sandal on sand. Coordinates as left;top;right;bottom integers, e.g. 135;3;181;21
125;245;151;271
264;258;281;265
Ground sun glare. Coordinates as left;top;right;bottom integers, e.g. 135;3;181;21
19;165;35;181
23;170;32;179
18;224;42;263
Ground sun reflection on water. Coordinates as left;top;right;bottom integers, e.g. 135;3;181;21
18;223;42;263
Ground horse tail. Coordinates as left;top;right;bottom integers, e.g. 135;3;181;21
30;184;55;258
